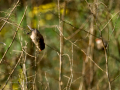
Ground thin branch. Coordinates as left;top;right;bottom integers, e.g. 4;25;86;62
1;52;23;90
104;48;111;90
57;0;64;89
101;11;120;32
45;72;50;90
0;6;28;64
62;53;72;90
0;0;19;32
56;26;105;73
69;43;74;89
22;41;28;89
33;49;37;90
0;17;26;31
111;73;120;83
84;0;111;89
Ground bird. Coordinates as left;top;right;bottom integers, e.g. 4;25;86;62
95;38;107;50
27;25;45;51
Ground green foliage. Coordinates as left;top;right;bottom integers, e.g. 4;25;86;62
1;0;120;90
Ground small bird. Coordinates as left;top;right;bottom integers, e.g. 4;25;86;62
27;25;45;51
95;38;107;50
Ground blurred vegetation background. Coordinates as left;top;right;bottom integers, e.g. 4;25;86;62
0;0;120;90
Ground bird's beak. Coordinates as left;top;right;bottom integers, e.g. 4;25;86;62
27;25;34;31
39;49;42;51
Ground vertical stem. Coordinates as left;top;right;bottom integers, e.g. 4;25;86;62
79;60;85;90
106;6;111;90
79;1;96;89
99;1;111;90
58;0;66;90
85;14;94;89
23;41;28;90
57;0;62;89
45;72;50;90
68;43;74;89
104;49;111;90
33;49;37;90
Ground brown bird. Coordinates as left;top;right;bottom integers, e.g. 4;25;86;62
27;25;45;51
95;38;107;50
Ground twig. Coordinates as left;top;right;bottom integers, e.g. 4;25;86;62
45;72;50;90
0;0;19;32
12;49;35;58
0;17;26;31
22;41;28;89
101;11;120;32
84;0;111;89
62;53;72;90
0;6;28;64
67;16;90;40
68;43;74;90
111;73;120;83
56;25;105;73
58;0;63;89
51;12;99;38
0;42;6;45
1;52;23;90
33;49;37;90
22;49;35;58
104;48;111;90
